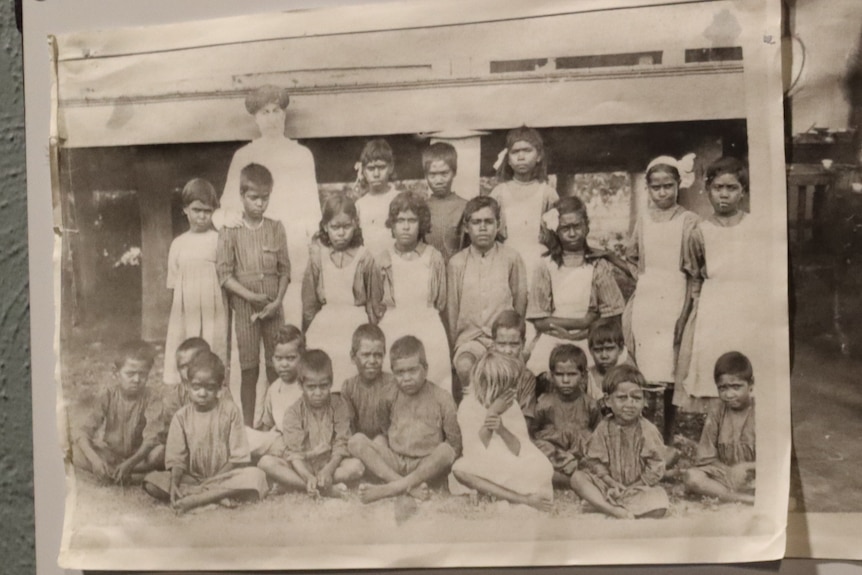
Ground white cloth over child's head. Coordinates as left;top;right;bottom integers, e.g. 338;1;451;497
647;153;697;189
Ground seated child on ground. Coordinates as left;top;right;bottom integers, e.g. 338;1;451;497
533;344;601;488
586;318;634;403
246;325;305;459
684;351;755;505
143;352;268;514
73;340;164;484
341;324;398;440
491;310;538;431
349;336;461;503
258;350;365;497
571;365;669;519
451;351;554;511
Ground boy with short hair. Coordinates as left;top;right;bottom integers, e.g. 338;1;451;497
448;195;528;400
160;337;211;432
143;352;268;513
586;318;634;401
217;162;291;427
349;336;461;503
491;310;537;430
422;142;467;263
258;350;365;497
73;341;165;484
533;344;601;488
341;324;398;440
684;351;756;505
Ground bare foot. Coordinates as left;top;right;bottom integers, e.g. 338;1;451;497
609;505;635;519
323;483;349;499
218;497;237;509
525;493;553;512
359;482;398;504
407;482;430;502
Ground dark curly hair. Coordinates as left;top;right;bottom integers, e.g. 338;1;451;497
385;191;432;243
317;193;364;249
705;156;749;191
542;195;590;268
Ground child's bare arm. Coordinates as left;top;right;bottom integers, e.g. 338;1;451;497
290;459;318;494
169;467;185;506
533;311;598;335
495;422;521;456
675;277;701;348
76;436;112;478
113;441;157;483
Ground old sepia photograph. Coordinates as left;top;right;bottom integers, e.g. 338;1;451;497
48;0;789;569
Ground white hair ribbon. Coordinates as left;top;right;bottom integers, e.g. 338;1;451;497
492;148;508;172
647;153;697;189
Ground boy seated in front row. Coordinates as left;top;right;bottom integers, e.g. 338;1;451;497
216;162;291;427
247;325;305;459
349;336;461;503
258;350;365;497
491;310;538;432
684;351;756;505
448;195;528;400
586;318;634;404
341;324;398;440
571;365;669;519
160;337;211;431
73;340;164;484
532;344;601;489
143;352;268;514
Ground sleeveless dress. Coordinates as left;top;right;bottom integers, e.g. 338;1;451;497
684;214;760;398
305;246;372;392
163;230;227;385
630;213;689;383
526;260;594;374
378;246;452;393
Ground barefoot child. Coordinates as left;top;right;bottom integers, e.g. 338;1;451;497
258;350;365;497
354;138;400;253
341;324;398;440
217;163;290;426
533;345;601;488
491;310;538;430
246;325;305;458
143;352;268;513
451;351;554;511
349;336;461;503
423;142;466;263
448;195;528;399
684;351;755;504
303;194;377;391
73;341;164;484
527;196;626;376
163;178;227;384
571;365;669;519
374;191;452;391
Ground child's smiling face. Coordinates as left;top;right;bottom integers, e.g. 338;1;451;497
363;160;393;193
716;374;753;410
392;354;427;395
240;182;271;220
352;338;385;382
551;360;584;399
647;170;679;211
493;327;524;359
465;206;498;252
607;381;644;425
325;212;357;251
557;211;589;252
508;140;541;181
708;173;746;216
188;368;221;412
254;102;286;139
301;369;333;409
183;200;214;233
116;358;151;398
590;342;622;373
272;341;303;383
426;160;455;197
393;209;420;251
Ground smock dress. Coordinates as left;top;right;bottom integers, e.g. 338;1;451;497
450;393;554;500
374;243;452;393
627;206;699;384
163;230;228;385
302;243;375;392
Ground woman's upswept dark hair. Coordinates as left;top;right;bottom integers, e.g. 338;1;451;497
386;191;432;243
542;195;590;268
317;193;364;249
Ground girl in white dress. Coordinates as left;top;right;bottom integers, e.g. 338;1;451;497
163;179;227;385
450;350;554;511
373;191;451;392
625;155;700;439
526;196;626;375
302;194;377;392
680;157;760;408
354;138;400;254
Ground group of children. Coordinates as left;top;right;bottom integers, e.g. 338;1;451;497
73;87;759;517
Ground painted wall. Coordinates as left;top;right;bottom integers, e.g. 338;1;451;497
0;1;36;574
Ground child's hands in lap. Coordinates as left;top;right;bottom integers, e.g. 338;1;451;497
112;459;135;484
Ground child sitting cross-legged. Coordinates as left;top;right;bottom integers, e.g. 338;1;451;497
532;344;601;489
684;351;755;505
143;352;268;514
72;340;164;485
571;365;669;519
450;351;554;511
341;324;398;441
349;336;461;503
258;350;365;498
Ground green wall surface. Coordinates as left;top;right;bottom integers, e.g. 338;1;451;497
0;1;36;573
